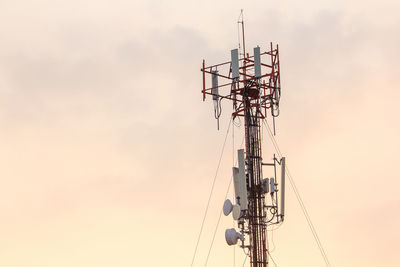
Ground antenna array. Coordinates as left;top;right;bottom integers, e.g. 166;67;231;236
201;18;286;267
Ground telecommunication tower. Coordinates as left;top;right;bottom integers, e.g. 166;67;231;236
201;15;286;267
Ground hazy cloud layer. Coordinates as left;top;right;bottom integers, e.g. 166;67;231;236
0;1;399;266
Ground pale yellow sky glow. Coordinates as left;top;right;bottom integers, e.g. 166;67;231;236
0;0;399;266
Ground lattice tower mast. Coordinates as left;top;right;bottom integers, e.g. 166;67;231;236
201;17;286;267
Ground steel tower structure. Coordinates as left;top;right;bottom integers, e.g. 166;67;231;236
201;19;285;267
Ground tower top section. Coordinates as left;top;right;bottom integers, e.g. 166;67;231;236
201;42;281;120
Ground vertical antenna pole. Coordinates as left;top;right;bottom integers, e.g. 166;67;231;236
241;19;246;58
277;44;280;85
281;157;286;221
240;12;246;80
202;60;206;101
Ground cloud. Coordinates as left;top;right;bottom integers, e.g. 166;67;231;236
0;1;400;266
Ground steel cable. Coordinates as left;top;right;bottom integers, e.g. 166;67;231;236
190;117;233;267
204;174;233;266
204;123;246;266
262;120;331;266
241;254;248;267
267;250;278;267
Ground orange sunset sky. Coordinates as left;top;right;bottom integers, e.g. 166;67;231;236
0;0;399;266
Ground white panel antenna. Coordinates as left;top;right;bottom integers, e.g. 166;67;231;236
211;70;219;100
231;49;239;79
262;178;269;194
275;81;281;102
254;46;261;78
232;167;241;204
237;149;248;210
211;69;221;129
232;204;241;220
270;177;275;193
281;157;286;219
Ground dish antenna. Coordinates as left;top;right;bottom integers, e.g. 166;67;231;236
225;228;244;246
223;199;233;216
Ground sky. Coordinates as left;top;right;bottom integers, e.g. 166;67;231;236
0;0;399;266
